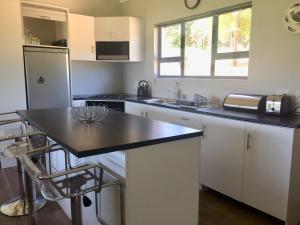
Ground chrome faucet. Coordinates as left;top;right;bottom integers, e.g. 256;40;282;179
168;82;182;100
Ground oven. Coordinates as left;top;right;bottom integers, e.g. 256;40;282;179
86;100;125;112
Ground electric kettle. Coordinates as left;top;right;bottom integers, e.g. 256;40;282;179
137;80;151;98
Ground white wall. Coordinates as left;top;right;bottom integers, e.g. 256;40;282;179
121;0;300;102
0;0;27;113
71;61;123;95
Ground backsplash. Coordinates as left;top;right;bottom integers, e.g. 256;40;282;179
71;61;123;95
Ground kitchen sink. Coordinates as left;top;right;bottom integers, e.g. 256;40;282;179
142;98;219;110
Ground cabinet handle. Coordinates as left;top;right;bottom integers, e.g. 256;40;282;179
141;111;144;117
247;134;251;150
202;124;207;138
145;111;148;118
91;45;95;53
180;117;189;121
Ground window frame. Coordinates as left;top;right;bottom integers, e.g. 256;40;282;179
156;2;252;79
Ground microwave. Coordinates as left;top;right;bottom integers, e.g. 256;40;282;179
96;41;129;60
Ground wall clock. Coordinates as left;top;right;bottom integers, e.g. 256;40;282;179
185;0;201;9
284;2;300;33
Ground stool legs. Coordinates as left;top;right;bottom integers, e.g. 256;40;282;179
0;159;27;216
25;171;37;225
71;195;82;225
0;158;47;217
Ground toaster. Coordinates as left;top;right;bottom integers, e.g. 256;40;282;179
265;95;293;116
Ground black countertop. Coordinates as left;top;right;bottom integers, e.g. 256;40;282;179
125;97;300;129
72;95;300;128
17;108;202;158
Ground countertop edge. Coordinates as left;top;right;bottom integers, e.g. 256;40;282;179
72;96;300;128
17;110;203;158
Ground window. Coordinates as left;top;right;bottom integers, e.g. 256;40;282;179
156;4;252;78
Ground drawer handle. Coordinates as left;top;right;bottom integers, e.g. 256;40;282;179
180;117;189;121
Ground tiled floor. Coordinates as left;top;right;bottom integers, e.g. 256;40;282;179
0;167;284;225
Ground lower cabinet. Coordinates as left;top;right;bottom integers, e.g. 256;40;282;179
124;101;295;221
200;115;245;201
125;101;147;117
242;122;293;220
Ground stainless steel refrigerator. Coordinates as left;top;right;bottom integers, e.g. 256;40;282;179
23;46;71;109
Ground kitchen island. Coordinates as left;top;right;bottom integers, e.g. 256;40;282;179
17;108;202;225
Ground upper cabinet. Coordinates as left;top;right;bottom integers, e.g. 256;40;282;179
20;3;144;62
21;3;67;22
21;2;69;47
95;17;130;41
69;14;95;61
95;17;144;62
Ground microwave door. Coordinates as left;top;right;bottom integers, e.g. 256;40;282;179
96;41;129;60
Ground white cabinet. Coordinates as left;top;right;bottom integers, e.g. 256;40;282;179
242;123;293;220
21;3;67;22
72;100;86;107
95;17;130;42
147;105;202;129
200;115;245;201
69;14;95;61
124;101;296;220
125;101;147;117
95;17;144;62
125;102;202;129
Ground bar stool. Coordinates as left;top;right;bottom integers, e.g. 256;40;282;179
0;112;48;216
18;144;125;225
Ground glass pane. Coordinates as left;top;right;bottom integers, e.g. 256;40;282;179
215;58;249;77
160;62;181;76
184;17;213;76
161;24;181;58
218;8;252;53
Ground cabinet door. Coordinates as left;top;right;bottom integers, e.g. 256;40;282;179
94;17;112;41
109;17;130;41
95;17;130;41
243;123;293;220
69;14;95;61
200;115;245;201
125;102;146;117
